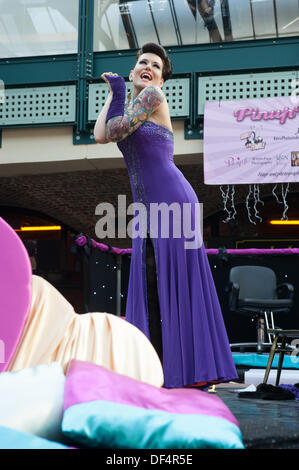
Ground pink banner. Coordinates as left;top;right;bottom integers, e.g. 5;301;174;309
204;96;299;185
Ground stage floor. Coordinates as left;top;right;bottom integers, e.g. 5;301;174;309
215;383;299;449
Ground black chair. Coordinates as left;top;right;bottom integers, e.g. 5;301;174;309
227;265;294;353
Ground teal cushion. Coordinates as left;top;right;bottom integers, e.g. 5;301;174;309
0;426;68;449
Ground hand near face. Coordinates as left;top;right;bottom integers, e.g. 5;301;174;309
101;72;119;93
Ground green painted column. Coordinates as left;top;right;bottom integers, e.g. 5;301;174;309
74;0;95;144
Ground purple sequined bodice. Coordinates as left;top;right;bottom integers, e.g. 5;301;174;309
117;121;197;208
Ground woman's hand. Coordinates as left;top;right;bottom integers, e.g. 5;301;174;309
101;72;119;93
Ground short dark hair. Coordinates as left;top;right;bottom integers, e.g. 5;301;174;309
136;43;172;81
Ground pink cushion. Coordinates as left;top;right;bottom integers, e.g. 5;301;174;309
0;217;32;372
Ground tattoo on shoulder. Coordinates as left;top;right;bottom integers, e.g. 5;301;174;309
139;86;164;111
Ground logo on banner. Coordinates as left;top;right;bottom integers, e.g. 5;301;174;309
240;130;266;151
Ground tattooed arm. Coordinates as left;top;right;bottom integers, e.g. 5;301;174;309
106;85;165;143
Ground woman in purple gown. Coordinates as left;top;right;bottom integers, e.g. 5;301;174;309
94;43;237;388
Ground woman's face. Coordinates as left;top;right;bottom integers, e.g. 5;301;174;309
130;52;164;93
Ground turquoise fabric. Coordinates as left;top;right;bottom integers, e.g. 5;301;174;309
62;400;244;449
232;353;299;369
0;426;68;449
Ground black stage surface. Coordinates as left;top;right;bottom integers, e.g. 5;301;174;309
215;384;299;449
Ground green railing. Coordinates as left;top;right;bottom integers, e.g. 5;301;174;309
0;0;298;147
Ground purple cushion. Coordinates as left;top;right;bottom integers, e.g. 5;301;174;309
62;360;244;449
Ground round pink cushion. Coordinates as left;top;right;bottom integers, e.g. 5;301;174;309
0;217;32;372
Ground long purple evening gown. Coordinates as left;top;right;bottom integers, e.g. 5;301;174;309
117;121;237;388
